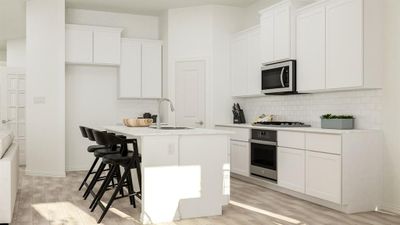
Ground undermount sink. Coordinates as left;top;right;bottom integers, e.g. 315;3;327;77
151;126;191;130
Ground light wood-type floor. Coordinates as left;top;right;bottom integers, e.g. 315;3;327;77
10;168;400;225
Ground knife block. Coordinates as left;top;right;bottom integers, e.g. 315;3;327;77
233;109;246;124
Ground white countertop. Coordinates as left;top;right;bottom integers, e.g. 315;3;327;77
105;125;233;137
215;123;380;134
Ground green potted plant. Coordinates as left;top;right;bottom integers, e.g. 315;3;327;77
320;114;355;129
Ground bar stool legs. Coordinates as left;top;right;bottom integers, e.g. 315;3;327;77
79;157;99;191
83;162;106;199
97;165;136;223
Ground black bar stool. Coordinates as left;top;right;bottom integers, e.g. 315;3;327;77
78;126;110;191
89;130;142;223
82;128;121;200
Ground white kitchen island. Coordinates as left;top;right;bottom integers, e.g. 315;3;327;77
105;126;231;224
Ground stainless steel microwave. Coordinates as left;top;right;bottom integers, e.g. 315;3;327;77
261;60;296;95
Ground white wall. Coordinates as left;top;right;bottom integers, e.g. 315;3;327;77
167;6;213;126
6;38;25;68
66;8;159;39
65;9;160;171
159;11;169;121
26;0;65;177
382;0;400;214
167;5;242;127
212;6;243;124
241;0;280;29
66;66;158;171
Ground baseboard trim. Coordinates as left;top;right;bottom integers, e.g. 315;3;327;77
66;166;89;172
25;169;66;178
380;203;400;215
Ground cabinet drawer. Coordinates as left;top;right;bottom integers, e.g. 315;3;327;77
278;131;305;149
306;133;341;155
219;127;250;142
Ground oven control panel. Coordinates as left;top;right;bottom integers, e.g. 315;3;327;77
251;129;277;142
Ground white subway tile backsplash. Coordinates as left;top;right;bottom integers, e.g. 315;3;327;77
236;90;382;129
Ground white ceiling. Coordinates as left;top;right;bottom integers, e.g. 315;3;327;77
0;0;257;50
0;0;26;50
66;0;257;15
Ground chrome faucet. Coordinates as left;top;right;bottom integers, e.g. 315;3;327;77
157;98;175;129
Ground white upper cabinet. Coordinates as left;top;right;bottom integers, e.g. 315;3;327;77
246;28;262;95
66;24;122;66
119;39;142;98
326;0;363;89
93;30;121;65
65;27;93;64
296;0;383;92
141;41;162;98
296;3;326;92
259;0;309;64
118;38;162;99
273;4;291;60
231;34;248;97
260;12;274;63
231;26;261;97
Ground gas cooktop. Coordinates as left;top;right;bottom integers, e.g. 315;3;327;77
253;121;311;127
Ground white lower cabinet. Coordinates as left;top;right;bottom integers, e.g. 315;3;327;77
277;147;305;193
305;151;341;204
230;140;250;176
278;131;342;204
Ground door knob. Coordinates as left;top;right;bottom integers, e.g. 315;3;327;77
196;121;204;125
1;119;11;124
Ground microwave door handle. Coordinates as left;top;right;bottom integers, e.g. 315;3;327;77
280;67;285;87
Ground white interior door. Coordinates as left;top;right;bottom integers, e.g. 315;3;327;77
3;68;26;165
0;66;7;129
175;61;205;128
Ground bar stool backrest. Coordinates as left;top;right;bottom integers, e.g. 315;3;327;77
92;130;109;146
79;126;88;138
85;127;96;142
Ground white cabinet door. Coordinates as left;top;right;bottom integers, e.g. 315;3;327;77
142;41;162;98
260;12;274;63
65;27;93;64
231;35;248;97
278;147;305;193
119;39;142;98
246;28;261;95
297;5;326;92
326;0;363;89
273;4;291;61
306;151;341;203
230;140;250;176
93;30;121;65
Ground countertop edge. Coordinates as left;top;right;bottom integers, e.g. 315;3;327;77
104;126;234;137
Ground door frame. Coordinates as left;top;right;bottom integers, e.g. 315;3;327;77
170;57;210;127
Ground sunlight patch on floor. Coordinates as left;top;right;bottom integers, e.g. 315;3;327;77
32;201;103;225
108;206;141;223
230;200;303;224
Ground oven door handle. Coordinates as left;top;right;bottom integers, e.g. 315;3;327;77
280;67;285;88
250;139;277;146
